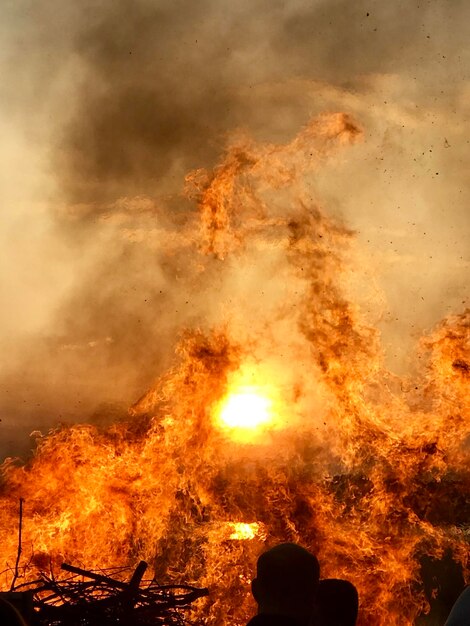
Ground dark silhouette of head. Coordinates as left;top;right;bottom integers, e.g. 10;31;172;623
315;579;359;626
251;543;320;625
0;599;28;626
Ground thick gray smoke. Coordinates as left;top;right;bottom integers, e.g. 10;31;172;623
0;0;468;459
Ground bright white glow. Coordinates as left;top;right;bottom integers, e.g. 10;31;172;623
219;390;272;429
227;522;266;541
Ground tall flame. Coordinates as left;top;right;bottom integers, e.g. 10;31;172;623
0;114;468;626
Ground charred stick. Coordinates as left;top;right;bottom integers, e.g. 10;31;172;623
60;562;182;603
61;563;131;590
9;579;44;592
129;561;148;588
120;560;149;609
153;584;209;601
9;498;24;591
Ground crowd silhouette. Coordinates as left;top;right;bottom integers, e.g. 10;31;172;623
247;543;469;626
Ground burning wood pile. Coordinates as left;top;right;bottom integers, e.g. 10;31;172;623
2;560;208;626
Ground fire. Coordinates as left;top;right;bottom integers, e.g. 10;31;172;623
218;389;272;430
0;114;468;626
212;361;287;442
227;522;267;541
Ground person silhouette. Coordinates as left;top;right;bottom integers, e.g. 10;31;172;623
0;598;28;626
444;586;470;626
248;543;320;626
315;578;359;626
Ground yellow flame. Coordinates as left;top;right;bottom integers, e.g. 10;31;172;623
219;389;272;429
213;362;286;443
227;522;266;541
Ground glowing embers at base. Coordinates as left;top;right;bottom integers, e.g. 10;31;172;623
219;389;272;430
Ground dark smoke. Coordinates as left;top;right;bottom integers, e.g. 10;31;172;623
53;0;470;203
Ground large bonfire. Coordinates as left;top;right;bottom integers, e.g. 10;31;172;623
0;114;468;626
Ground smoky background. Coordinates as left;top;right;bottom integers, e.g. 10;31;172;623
0;0;468;459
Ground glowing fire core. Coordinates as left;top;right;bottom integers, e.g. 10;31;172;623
218;389;272;430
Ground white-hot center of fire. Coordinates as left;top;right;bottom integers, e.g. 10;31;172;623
219;387;273;431
219;388;272;430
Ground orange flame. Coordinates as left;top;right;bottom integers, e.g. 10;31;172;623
0;115;469;626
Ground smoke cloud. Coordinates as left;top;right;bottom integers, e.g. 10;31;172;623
0;0;468;459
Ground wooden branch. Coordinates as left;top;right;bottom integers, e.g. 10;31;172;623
60;563;130;591
9;498;24;591
129;561;148;589
13;560;208;626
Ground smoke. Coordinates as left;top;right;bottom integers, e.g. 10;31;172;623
0;0;469;458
